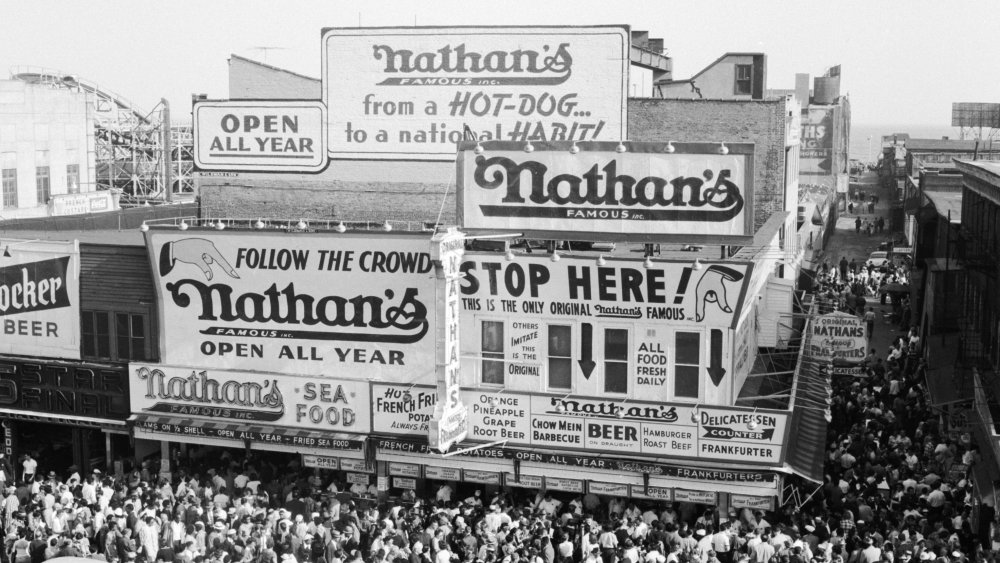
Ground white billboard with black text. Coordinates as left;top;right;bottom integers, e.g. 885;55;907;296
322;26;629;160
458;141;755;243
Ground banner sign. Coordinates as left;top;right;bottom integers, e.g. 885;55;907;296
805;311;867;363
589;481;629;496
458;141;755;243
145;231;437;378
801;107;833;175
424;466;461;481
674;489;718;504
49;191;118;216
375;437;779;485
0;359;128;421
322;26;629;160
129;364;371;433
0;239;80;359
302;455;340;470
730;494;774;510
428;230;469;452
193;101;327;172
630;485;672;501
463;470;501;485
504;473;544;488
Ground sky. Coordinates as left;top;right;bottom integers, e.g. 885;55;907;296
1;0;998;128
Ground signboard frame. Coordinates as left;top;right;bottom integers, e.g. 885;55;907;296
458;141;756;244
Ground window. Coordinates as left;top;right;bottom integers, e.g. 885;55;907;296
735;64;753;95
35;166;50;205
116;313;148;361
548;325;572;390
81;311;111;359
674;332;701;398
1;168;16;208
82;310;149;361
66;164;80;194
604;328;628;394
481;321;505;385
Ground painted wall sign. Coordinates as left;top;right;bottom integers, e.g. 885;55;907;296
629;485;672;501
504;473;544;488
424;466;461;480
129;364;371;433
428;230;469;452
0;240;80;360
375;387;787;465
458;141;755;242
193;101;327;172
321;26;628;160
800;107;833;175
805;311;868;363
0;360;128;421
673;489;718;504
463;470;501;485
145;231;437;378
302;455;340;470
730;494;775;510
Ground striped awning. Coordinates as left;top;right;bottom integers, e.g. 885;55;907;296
129;414;364;452
1;410;127;432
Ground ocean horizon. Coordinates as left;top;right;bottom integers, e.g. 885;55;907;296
849;122;971;162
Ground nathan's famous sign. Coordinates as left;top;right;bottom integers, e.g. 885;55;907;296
0;239;80;360
458;141;755;243
322;26;629;160
144;231;437;379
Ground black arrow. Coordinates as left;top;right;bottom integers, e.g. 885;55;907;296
708;329;726;386
578;322;596;380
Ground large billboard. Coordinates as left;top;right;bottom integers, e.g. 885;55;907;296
144;230;437;379
193;101;327;172
372;384;787;465
129;364;371;433
322;26;629;161
458;141;755;243
0;239;80;359
800;107;833;175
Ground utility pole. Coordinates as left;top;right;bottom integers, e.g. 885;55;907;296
162;98;173;203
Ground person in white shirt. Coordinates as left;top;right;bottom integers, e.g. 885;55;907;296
21;455;37;484
435;484;452;503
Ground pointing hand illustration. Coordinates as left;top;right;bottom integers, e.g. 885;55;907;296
158;238;240;280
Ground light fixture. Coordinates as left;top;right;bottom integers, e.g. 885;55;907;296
746;407;759;431
718;142;729;155
553;393;572;413
524;141;534;153
487;389;505;406
596;255;607;266
665;141;676;154
550;249;560;262
139;223;149;232
616;401;629;419
643;257;654;269
690;404;701;424
296;220;307;230
569;142;580;155
382;221;393;232
254;219;265;229
692;258;703;271
474;142;484;155
505;250;516;262
615;142;627;153
401;383;418;404
178;221;188;231
215;221;225;231
335;222;347;233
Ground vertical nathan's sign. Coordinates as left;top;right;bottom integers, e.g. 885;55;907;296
193;101;327;172
322;26;629;160
428;229;469;452
144;230;437;378
458;141;756;243
0;239;80;359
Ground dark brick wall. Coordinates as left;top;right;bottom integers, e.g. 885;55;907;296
627;98;788;232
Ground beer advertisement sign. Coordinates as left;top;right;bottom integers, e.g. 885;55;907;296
322;26;629;160
144;230;437;378
458;141;755;243
0;239;80;360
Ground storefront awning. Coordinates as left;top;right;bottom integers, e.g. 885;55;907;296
130;414;365;457
1;410;128;433
783;357;829;484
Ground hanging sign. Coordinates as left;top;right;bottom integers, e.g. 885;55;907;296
428;230;469;452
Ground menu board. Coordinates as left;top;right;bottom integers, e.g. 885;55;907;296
425;466;462;481
389;462;421;477
546;477;585;493
504;473;544;488
464;470;501;485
